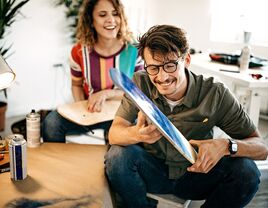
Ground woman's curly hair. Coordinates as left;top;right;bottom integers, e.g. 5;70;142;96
76;0;133;47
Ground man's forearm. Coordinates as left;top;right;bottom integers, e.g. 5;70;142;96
234;136;268;160
109;125;140;146
108;117;140;146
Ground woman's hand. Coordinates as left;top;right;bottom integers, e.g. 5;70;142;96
87;90;108;112
87;89;123;112
187;139;229;173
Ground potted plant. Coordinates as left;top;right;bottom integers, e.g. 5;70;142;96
0;0;29;131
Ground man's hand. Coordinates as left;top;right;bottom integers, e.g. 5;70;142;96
135;111;162;144
87;91;108;112
187;139;229;173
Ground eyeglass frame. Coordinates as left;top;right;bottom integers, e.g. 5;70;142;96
144;60;180;76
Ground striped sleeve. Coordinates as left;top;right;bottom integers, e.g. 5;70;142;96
69;44;83;84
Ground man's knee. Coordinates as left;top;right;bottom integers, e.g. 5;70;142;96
106;145;134;165
235;158;260;190
227;158;260;204
105;145;144;174
231;158;260;182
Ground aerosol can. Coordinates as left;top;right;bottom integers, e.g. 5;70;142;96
26;109;41;147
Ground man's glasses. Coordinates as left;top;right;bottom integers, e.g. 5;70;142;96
144;60;179;76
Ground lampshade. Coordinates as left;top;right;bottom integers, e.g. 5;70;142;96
0;55;16;90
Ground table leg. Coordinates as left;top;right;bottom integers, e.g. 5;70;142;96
235;87;260;127
248;90;261;127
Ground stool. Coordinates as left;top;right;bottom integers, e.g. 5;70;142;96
147;193;191;208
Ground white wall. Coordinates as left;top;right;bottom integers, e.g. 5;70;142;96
150;0;268;58
4;0;73;117
148;0;211;53
3;0;268;118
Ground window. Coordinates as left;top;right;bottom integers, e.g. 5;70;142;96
210;0;268;46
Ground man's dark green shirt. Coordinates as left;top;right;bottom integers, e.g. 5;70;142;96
116;69;256;179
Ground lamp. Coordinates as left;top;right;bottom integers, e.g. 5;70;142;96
0;55;16;90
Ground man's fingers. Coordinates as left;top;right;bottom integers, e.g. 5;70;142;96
188;151;215;173
136;111;146;128
189;139;203;147
187;149;206;172
140;132;162;144
139;124;157;134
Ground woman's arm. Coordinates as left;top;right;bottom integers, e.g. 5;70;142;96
101;89;124;100
71;80;85;102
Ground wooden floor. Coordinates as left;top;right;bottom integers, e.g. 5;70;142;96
1;116;268;208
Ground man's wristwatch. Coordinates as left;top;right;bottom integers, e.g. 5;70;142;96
228;138;238;155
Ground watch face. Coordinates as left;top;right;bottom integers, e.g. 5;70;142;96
232;143;238;152
229;139;238;154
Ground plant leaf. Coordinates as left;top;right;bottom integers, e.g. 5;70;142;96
0;0;29;57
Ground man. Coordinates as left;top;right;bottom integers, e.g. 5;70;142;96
105;25;268;208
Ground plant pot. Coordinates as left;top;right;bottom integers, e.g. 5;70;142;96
0;102;7;131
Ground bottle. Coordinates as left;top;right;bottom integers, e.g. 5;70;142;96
26;109;41;148
239;31;252;71
239;44;251;71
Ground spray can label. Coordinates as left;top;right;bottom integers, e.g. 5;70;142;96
26;109;41;148
9;134;27;180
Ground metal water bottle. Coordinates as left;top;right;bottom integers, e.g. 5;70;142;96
26;109;41;147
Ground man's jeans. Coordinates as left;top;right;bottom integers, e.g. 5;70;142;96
42;110;112;142
105;145;260;208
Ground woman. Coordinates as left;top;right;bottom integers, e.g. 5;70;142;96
42;0;143;142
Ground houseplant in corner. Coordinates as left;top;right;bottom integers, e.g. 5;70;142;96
0;0;29;131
